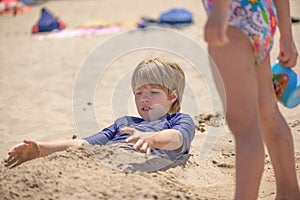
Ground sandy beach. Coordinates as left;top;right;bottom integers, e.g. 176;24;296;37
0;0;300;199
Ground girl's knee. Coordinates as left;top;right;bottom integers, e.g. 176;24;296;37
226;111;260;135
259;100;280;122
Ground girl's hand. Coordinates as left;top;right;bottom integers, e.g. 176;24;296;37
204;8;230;46
4;139;40;168
278;37;298;67
120;127;156;155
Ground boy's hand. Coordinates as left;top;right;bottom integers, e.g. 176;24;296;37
4;139;40;168
278;37;298;67
120;127;156;155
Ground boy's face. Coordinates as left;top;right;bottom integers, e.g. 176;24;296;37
134;84;177;121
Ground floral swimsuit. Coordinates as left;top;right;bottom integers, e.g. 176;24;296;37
202;0;277;64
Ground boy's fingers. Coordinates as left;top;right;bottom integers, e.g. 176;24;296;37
24;139;36;146
133;139;144;150
6;152;18;162
125;135;139;143
4;157;19;168
121;127;148;137
140;142;149;153
9;159;22;168
4;154;16;163
120;127;136;135
23;139;31;143
7;151;15;156
146;147;151;155
4;159;15;167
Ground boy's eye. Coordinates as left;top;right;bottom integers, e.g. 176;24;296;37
150;89;159;92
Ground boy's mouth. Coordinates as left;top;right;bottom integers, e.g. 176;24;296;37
141;106;152;111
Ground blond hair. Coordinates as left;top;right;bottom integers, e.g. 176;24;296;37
131;58;185;113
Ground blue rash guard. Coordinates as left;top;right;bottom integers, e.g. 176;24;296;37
84;113;195;161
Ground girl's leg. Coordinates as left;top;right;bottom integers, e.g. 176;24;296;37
209;26;264;200
256;56;300;199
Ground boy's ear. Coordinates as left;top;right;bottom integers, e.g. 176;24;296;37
170;90;178;103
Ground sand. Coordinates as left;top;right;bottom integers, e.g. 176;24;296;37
0;0;300;199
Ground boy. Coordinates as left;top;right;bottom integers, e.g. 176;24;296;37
4;58;195;168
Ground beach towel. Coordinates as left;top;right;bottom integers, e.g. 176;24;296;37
31;15;130;40
32;8;66;33
32;26;121;40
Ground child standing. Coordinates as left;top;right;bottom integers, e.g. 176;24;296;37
202;0;300;199
4;58;195;168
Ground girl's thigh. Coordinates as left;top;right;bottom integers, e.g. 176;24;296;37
256;56;279;118
208;26;260;127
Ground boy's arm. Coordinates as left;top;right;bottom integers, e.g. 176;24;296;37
149;129;183;150
273;0;298;67
120;128;183;153
37;139;86;157
4;139;85;168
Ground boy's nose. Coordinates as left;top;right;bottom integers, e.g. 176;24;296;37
141;99;150;103
140;94;150;102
